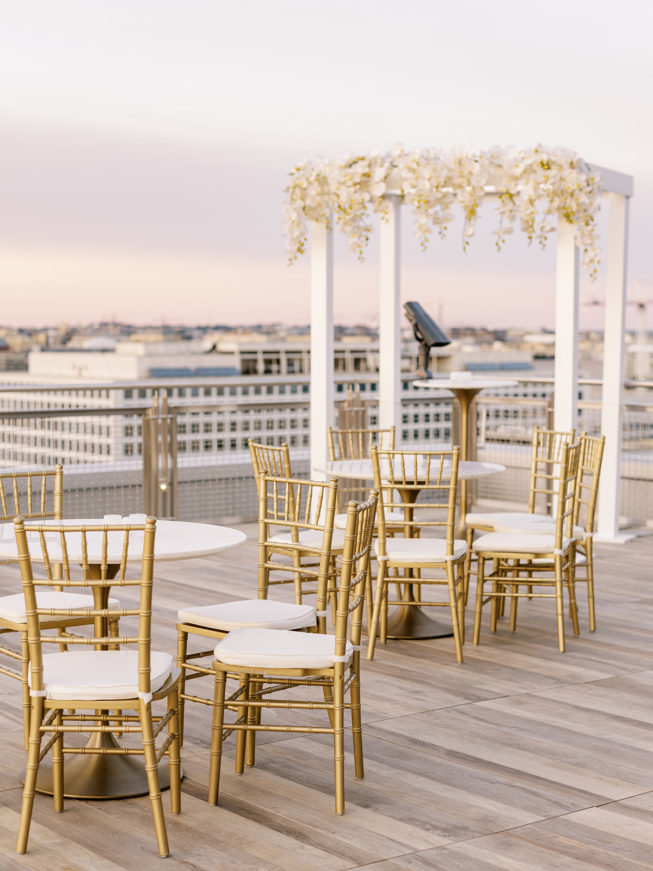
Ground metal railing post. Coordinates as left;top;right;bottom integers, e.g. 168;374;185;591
142;392;178;519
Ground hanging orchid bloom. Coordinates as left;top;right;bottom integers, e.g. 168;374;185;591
284;145;602;277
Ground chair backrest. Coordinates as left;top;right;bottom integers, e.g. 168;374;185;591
327;427;394;511
249;441;293;491
14;516;157;700
371;447;460;554
0;466;63;520
574;434;605;533
528;427;576;515
553;441;582;548
257;473;338;624
326;427;395;461
333;491;378;659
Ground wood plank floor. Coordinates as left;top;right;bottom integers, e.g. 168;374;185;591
2;524;653;870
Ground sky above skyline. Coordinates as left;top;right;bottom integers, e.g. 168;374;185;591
1;0;652;333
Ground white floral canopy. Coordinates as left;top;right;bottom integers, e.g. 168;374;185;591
285;145;601;275
290;145;632;542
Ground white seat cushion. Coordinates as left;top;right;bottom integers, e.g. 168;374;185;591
374;537;466;563
472;532;571;555
178;598;316;631
214;627;352;670
0;592;120;624
31;649;176;701
491;515;585;539
268;528;346;549
465;511;552;531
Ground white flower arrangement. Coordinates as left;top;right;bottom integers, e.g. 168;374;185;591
284;145;602;276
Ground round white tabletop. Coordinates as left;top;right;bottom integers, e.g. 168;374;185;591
315;459;506;481
413;375;518;391
0;516;246;564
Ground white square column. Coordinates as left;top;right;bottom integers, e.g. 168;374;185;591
378;195;402;438
554;219;580;432
309;220;334;478
597;193;630;541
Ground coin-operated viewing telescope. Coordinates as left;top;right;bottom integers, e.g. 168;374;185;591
403;301;451;379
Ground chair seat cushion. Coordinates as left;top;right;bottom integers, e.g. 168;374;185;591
472;532;571;555
334;509;404;529
214;627;352;670
491;515;585;539
465;511;552;531
0;592;120;624
31;650;176;701
268;528;346;550
374;537;466;563
178;599;316;631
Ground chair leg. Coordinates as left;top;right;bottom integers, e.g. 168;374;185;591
349;667;364;780
496;560;506;618
473;556;485;645
20;631;31;751
464;526;475;606
456;562;466;646
168;689;181;815
245;678;259;767
567;561;580;636
52;709;64;813
447;566;464;664
509;585;519;631
234;675;250;774
554;558;566;653
490;577;500;633
208;668;227;805
367;564;386;659
380;582;389;645
586;544;596;632
333;668;345;815
17;697;44;854
364;570;374;636
176;628;188;746
139;699;170;858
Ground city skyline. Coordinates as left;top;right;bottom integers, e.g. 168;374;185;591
1;0;651;333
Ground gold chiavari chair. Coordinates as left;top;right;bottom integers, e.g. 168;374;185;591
0;467;120;748
249;438;348;608
14;517;181;858
490;433;605;631
176;475;338;743
208;490;377;815
463;426;576;603
367;447;466;663
472;440;582;652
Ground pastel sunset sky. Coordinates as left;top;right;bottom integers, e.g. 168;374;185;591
1;0;651;332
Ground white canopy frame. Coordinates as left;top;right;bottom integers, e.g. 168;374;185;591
308;163;633;543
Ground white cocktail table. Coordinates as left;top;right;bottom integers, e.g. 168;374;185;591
0;516;246;800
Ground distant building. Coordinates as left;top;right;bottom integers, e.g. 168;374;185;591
0;333;557;469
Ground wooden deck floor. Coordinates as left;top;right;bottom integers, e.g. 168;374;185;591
2;524;653;870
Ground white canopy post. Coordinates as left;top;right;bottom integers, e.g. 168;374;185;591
378;194;402;438
309;219;334;479
554;219;580;432
597;192;630;541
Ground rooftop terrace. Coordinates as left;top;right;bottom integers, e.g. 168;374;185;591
1;522;652;869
